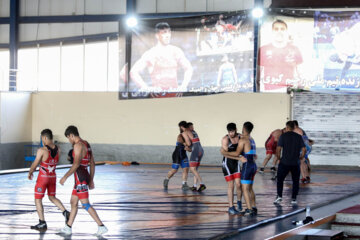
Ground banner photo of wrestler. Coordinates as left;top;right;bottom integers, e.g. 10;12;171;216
258;14;318;93
313;11;360;92
119;12;254;99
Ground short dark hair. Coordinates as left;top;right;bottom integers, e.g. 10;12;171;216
155;22;170;33
41;129;53;140
227;123;236;132
272;19;288;29
243;121;254;134
286;121;295;130
64;125;79;137
293;120;299;127
185;122;193;128
178;121;187;128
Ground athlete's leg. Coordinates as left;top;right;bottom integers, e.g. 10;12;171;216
67;195;79;226
48;196;66;212
167;168;178;179
300;158;309;181
261;154;272;168
35;199;45;221
241;184;252;210
272;155;279;167
193;166;199;186
79;198;104;226
190;166;202;184
249;184;256;208
227;180;235;207
235;178;242;202
182;167;189;182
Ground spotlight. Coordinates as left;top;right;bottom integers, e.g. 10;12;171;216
126;16;138;28
252;8;264;18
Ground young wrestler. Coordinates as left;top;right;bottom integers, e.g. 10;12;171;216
293;120;312;183
220;123;243;214
259;128;284;173
221;122;257;216
181;122;206;192
28;129;70;230
59;125;108;236
163;121;191;190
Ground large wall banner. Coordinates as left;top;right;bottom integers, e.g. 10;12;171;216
258;13;316;93
313;11;360;92
259;10;360;93
119;12;254;99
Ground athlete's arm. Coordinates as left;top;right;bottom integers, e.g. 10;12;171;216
220;148;247;162
224;140;244;157
229;156;248;163
28;148;44;180
178;49;193;90
60;143;82;185
220;135;229;153
182;131;192;147
129;52;150;89
300;147;306;160
89;153;95;190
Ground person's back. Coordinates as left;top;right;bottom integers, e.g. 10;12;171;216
294;127;304;136
175;134;187;162
39;144;59;178
191;130;202;146
278;131;304;166
274;121;305;205
241;137;256;160
272;129;283;142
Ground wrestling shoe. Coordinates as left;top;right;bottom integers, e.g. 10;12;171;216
63;210;70;223
259;167;265;173
182;182;190;191
291;199;297;205
273;196;282;204
270;167;276;172
163;179;169;189
306;176;311;183
237;201;242;212
96;225;108;236
242;208;255;216
252;207;258;215
30;221;47;230
60;225;72;235
190;186;197;191
228;206;239;215
197;184;206;192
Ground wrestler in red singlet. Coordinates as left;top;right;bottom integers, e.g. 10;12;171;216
71;140;92;199
35;145;59;199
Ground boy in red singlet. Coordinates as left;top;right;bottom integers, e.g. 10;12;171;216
59;125;108;236
28;129;70;230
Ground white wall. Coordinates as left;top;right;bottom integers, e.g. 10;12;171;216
0;0;9;17
0;25;9;44
32;92;290;147
20;0;126;16
0;0;258;43
19;22;118;42
136;0;254;13
0;92;32;143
